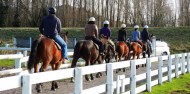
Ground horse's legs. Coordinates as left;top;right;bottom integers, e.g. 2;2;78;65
51;61;62;91
85;59;91;81
33;59;43;93
116;56;122;73
96;59;103;78
70;56;80;82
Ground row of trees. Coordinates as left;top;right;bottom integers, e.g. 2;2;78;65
0;0;189;27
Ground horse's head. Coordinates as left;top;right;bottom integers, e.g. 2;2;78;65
60;31;68;43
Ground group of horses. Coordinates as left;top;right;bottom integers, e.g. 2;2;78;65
27;32;152;93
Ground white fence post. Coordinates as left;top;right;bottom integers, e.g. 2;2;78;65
175;54;179;78
22;74;32;94
130;60;136;94
74;67;83;94
152;36;156;56
23;50;28;67
158;56;163;85
188;53;190;73
116;75;125;94
182;53;185;74
15;52;22;69
146;58;151;92
107;64;113;94
168;55;172;82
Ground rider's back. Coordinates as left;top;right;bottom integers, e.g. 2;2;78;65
84;24;98;37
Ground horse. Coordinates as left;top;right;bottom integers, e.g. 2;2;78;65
71;40;105;81
115;41;129;73
130;41;143;69
104;40;116;63
27;32;68;93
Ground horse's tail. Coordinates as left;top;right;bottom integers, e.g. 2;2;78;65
71;41;83;68
27;39;40;72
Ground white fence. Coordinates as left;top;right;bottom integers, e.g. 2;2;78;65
0;52;190;94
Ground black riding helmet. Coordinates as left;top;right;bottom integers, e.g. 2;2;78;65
48;7;56;14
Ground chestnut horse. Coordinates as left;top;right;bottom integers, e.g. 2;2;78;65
27;32;68;93
116;41;129;62
71;40;105;81
130;42;143;68
115;41;129;72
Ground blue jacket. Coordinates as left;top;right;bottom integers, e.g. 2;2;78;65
99;27;111;39
132;30;140;41
39;14;61;38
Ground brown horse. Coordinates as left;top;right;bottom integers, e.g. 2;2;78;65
141;41;152;67
115;41;129;73
104;40;116;63
27;32;68;93
71;40;105;81
116;41;129;62
130;41;143;68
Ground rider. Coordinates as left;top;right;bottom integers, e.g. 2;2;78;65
131;25;142;46
117;24;131;51
141;25;152;53
39;7;68;61
84;17;104;55
99;20;116;55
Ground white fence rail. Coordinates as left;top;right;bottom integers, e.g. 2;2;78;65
0;52;190;94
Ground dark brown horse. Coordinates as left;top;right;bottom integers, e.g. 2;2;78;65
115;41;129;72
71;40;105;81
141;41;152;67
104;40;116;63
27;32;68;93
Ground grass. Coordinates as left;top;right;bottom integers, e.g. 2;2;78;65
142;73;190;94
0;59;15;67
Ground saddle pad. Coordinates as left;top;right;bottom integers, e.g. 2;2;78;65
52;40;61;50
93;43;99;50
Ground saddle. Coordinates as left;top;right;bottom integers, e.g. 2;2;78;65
43;36;62;50
90;40;99;50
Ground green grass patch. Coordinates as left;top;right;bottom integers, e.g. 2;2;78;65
142;73;190;94
0;59;15;67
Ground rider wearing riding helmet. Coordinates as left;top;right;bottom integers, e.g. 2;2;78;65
117;24;131;51
84;17;104;55
99;20;116;55
141;25;152;53
131;25;142;46
39;7;68;61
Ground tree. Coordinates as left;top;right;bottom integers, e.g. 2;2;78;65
0;0;9;27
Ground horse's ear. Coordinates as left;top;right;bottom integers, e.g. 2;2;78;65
66;31;68;36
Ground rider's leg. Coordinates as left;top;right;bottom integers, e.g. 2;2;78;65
54;35;68;59
93;37;104;54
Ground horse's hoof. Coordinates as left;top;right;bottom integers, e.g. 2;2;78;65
37;90;42;93
91;77;94;80
51;88;56;91
85;78;90;81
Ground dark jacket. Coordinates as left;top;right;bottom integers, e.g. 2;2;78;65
39;14;61;38
117;28;127;41
99;27;111;39
141;29;150;42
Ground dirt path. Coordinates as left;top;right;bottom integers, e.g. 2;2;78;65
0;60;171;94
